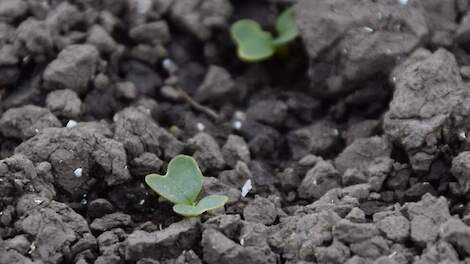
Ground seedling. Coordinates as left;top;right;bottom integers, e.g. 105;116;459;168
230;8;299;62
145;155;228;217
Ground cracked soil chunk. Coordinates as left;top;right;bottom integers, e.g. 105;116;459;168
0;105;61;140
383;49;465;171
43;44;99;94
15;124;131;198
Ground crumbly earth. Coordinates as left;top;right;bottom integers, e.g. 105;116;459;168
3;0;470;264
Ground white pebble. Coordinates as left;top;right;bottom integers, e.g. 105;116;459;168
241;179;252;197
234;111;246;120
28;242;36;254
398;0;408;5
74;168;83;178
139;199;145;205
363;26;374;32
34;199;43;204
460;132;467;139
162;58;179;75
233;120;242;130
196;122;205;131
34;128;39;133
240;238;245;246
332;129;339;136
66;120;78;128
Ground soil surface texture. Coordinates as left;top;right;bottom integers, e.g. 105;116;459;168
3;0;470;264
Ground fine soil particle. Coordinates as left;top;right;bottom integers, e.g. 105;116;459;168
3;0;470;264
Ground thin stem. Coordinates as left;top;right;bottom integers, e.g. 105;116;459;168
175;86;220;121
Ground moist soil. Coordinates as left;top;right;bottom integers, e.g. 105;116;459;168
3;0;470;264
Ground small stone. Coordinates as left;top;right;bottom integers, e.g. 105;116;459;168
243;196;277;225
246;99;288;127
188;132;225;172
43;44;99;94
222;135;250;168
377;215;410;242
345;207;366;223
333;219;379;244
440;218;470;256
90;213;132;232
195;65;235;103
298;159;340;200
288;120;339;159
451;151;470;193
87;24;118;54
125;219;200;261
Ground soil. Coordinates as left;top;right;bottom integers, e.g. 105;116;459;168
3;0;470;264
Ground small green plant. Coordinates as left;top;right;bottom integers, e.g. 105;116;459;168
145;155;228;217
230;8;299;62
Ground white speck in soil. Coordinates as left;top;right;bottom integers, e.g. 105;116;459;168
196;122;205;131
34;128;39;133
162;58;179;75
34;199;43;204
332;129;339;136
80;199;88;205
28;242;36;254
240;238;245;246
389;251;397;257
363;26;374;33
66;120;78;128
241;179;252;197
234;111;246;120
74;168;83;178
398;0;408;5
392;76;397;82
125;165;128;169
459;131;467;139
139;199;145;205
233;120;242;130
159;224;163;230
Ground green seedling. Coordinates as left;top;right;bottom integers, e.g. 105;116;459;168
230;8;299;62
145;155;228;217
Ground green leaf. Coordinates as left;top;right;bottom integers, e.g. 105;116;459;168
145;155;203;205
230;19;275;62
273;8;299;46
173;195;228;217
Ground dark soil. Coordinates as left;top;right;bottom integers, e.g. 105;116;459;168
2;0;470;264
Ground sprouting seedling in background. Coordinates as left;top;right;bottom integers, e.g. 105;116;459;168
145;155;228;217
230;8;299;62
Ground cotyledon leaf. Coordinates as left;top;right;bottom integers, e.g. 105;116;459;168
273;8;299;46
145;155;203;205
173;195;228;217
230;19;275;62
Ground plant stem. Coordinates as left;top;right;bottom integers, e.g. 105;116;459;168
175;86;220;121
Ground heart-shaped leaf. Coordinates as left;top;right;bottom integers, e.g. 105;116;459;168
173;195;228;217
145;155;202;205
273;8;299;46
230;19;275;62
